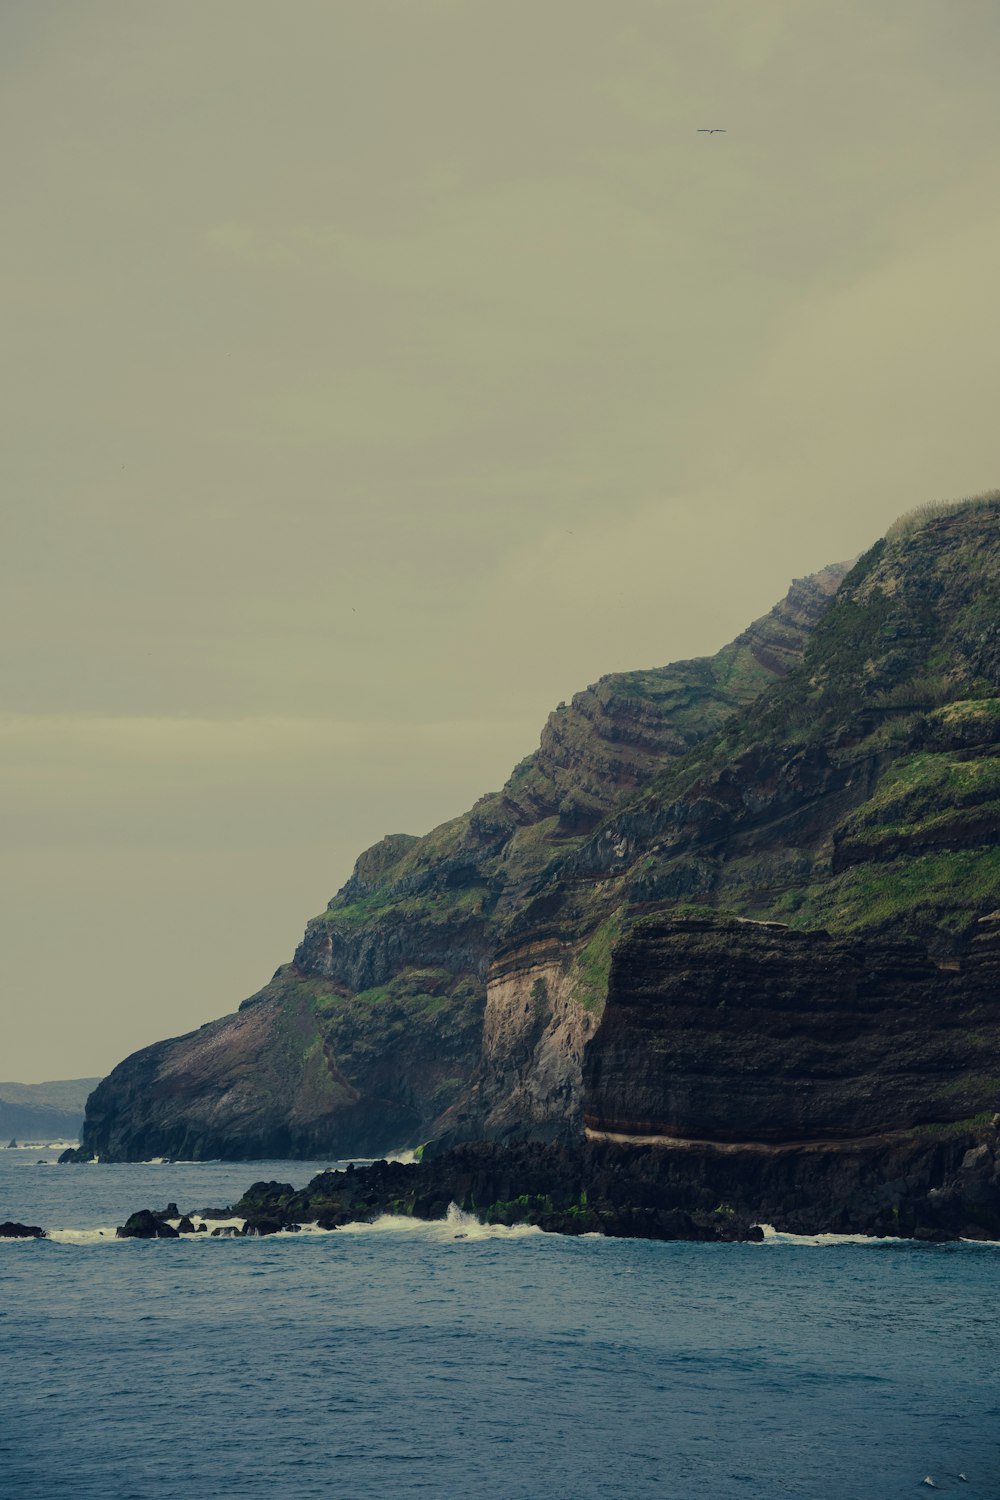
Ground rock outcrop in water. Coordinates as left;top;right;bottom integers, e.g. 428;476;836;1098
0;1221;46;1239
70;495;1000;1247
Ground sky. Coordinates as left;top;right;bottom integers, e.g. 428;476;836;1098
3;0;999;1081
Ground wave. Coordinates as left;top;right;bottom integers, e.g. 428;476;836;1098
13;1214;1000;1248
18;1204;541;1245
42;1216;249;1244
759;1223;906;1245
46;1227;123;1244
337;1202;543;1241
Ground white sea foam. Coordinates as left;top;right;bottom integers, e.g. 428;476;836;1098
133;1159;221;1166
759;1224;905;1246
338;1202;542;1241
41;1216;250;1243
46;1227;122;1244
8;1210;528;1246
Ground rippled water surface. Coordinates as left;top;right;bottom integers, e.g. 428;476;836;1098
2;1147;998;1498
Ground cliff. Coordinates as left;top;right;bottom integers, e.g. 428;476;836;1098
72;494;1000;1190
71;562;847;1161
583;913;1000;1143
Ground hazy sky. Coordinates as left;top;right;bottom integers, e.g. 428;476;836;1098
3;1;999;1080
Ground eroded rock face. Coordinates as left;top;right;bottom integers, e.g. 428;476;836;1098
75;967;486;1162
434;937;605;1146
494;562;848;836
583;915;1000;1143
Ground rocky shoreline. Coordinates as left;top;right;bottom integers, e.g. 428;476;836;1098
101;1125;1000;1244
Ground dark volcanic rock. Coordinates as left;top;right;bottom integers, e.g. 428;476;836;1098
116;1209;180;1239
226;1126;1000;1242
232;1144;765;1242
0;1220;45;1239
241;1213;300;1237
584;915;1000;1143
59;1145;96;1163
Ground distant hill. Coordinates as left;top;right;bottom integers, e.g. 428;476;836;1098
0;1079;100;1143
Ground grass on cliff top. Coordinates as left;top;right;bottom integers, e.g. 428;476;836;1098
320;882;489;928
368;812;472;884
499;815;588;881
731;504;1000;745
709;640;780;704
926;697;1000;741
836;749;1000;844
324;814;475;913
885;489;1000;541
776;846;1000;938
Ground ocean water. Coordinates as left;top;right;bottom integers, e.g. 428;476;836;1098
1;1147;998;1499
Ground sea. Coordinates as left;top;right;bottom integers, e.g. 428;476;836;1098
1;1145;998;1499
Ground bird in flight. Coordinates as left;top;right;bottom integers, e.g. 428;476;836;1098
698;128;726;133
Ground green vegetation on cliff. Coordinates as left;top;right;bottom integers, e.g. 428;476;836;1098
566;496;1000;950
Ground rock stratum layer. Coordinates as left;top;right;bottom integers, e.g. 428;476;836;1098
72;496;1000;1239
584;913;1000;1143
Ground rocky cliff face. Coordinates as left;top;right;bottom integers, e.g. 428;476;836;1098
79;966;486;1161
584;913;1000;1143
72;563;847;1161
73;496;1000;1183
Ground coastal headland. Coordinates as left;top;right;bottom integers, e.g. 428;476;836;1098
63;497;1000;1242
